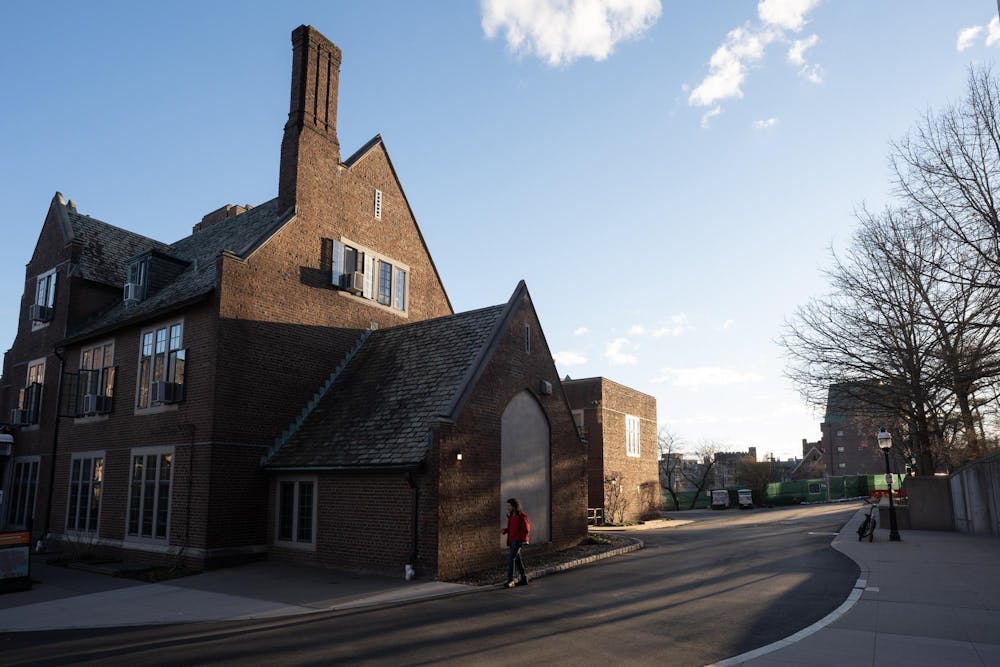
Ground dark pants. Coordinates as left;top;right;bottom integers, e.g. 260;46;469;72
507;541;526;582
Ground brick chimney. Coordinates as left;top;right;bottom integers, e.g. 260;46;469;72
278;25;342;211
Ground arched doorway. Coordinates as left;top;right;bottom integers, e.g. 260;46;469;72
500;391;550;544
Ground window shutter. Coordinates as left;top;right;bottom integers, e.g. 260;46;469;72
331;239;345;287
363;255;374;299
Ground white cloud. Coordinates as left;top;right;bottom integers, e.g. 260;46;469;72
956;25;983;52
481;0;662;66
629;324;646;335
573;326;590;336
651;313;693;337
721;319;736;330
988;17;1000;47
758;0;820;32
700;105;723;128
651;366;763;387
752;117;778;130
604;337;638;366
688;26;775;108
687;0;823;119
553;350;588;366
787;34;817;65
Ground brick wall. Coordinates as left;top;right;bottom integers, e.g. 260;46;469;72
433;291;587;580
564;377;658;523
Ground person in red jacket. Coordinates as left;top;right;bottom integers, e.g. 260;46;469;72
501;497;531;588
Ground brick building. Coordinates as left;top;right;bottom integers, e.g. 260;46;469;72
0;25;586;578
562;377;658;523
820;383;904;476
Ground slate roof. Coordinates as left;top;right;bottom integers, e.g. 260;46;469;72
65;197;291;341
68;210;169;286
263;301;511;470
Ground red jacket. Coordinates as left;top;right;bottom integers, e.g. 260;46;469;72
505;511;530;545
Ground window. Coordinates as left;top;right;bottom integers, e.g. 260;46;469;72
331;239;409;313
11;360;44;426
374;189;382;220
525;325;531;353
837;446;845;453
838;462;847;469
276;478;316;546
31;268;57;324
393;267;406;310
571;409;586;439
67;453;104;533
377;260;392;306
836;430;844;437
137;322;186;409
626;414;641;457
127;447;173;540
7;457;39;529
125;258;148;301
79;342;116;416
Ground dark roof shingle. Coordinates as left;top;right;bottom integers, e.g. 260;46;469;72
264;303;508;469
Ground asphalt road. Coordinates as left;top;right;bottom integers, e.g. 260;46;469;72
0;504;860;666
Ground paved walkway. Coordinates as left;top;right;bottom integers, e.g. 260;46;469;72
714;507;1000;667
1;508;998;667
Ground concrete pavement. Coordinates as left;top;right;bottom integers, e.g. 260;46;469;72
714;506;1000;667
1;506;998;667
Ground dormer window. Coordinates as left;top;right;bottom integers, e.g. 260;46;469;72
30;269;56;324
125;259;148;304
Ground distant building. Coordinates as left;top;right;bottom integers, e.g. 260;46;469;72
713;447;756;488
563;377;658;522
820;383;903;476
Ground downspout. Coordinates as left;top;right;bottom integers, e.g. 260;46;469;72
39;346;65;552
405;470;418;581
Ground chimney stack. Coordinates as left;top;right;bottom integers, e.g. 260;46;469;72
278;25;342;210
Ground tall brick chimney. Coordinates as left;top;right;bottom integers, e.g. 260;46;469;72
278;25;342;210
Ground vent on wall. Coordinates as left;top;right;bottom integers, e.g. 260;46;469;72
374;189;382;220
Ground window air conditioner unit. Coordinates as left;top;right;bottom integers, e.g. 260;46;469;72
342;271;365;295
29;303;53;322
123;282;141;303
151;381;182;404
81;393;100;416
9;408;28;426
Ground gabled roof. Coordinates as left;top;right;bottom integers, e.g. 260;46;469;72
263;283;529;470
65;207;169;286
64;197;292;341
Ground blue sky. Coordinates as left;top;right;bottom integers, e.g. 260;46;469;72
1;1;997;460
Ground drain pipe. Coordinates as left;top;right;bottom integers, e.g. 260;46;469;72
38;346;66;553
406;470;418;580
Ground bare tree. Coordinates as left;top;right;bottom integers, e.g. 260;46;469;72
603;473;630;524
680;440;722;510
657;426;684;511
891;65;1000;284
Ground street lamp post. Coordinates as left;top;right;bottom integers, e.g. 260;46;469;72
877;428;902;542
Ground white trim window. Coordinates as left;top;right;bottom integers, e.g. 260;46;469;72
331;238;409;313
625;414;641;458
136;321;186;409
66;452;104;533
31;268;57;326
7;456;40;529
79;341;116;416
126;447;173;540
276;477;316;547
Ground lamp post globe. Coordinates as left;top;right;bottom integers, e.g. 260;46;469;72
877;427;902;542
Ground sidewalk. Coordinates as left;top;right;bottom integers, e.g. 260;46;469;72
0;537;644;632
714;506;1000;667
